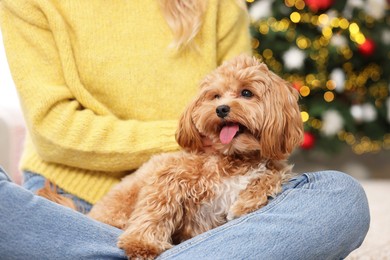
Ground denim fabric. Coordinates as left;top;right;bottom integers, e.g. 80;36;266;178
23;172;92;213
159;171;370;260
0;167;369;259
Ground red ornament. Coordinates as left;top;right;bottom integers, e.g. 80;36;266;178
292;82;302;92
358;38;376;57
304;0;334;11
300;132;315;150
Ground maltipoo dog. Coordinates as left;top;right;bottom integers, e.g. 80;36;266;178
88;55;304;259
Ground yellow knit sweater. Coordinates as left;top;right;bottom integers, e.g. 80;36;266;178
0;0;251;204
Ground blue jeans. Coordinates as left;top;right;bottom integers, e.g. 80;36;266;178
23;172;93;213
0;167;369;259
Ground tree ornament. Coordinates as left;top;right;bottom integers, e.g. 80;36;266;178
358;38;376;57
350;104;364;122
330;34;348;48
301;132;316;149
365;0;387;20
292;82;302;91
344;0;364;18
361;103;377;122
282;47;306;70
304;0;334;11
346;0;364;8
321;110;344;136
249;0;273;21
350;103;377;122
329;68;346;93
382;29;390;45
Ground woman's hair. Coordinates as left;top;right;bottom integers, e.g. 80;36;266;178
159;0;207;51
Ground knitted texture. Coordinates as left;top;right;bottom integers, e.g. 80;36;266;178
0;0;251;203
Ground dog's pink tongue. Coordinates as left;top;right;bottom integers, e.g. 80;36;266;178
220;124;239;144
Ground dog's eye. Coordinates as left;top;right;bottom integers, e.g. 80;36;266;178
214;94;221;99
241;89;253;98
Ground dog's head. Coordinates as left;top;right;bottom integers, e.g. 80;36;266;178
176;55;303;160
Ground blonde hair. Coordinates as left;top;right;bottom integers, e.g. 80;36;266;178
159;0;207;51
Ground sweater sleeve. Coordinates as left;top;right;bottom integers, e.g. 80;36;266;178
0;0;179;172
216;0;253;64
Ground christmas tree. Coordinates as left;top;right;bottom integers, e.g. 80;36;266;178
247;0;390;155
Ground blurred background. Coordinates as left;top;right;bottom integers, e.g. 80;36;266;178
246;0;390;180
1;0;389;258
0;28;25;184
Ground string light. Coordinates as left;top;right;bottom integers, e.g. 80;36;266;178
262;49;273;59
296;36;311;49
339;18;349;29
252;38;260;49
326;80;336;90
324;91;335;102
294;0;305;10
299;86;311;97
301;111;309;122
318;14;329;25
284;0;295;8
290;12;301;23
310;118;322;129
330;17;340;28
259;22;269;34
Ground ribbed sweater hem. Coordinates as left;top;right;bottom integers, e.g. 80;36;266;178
20;152;124;204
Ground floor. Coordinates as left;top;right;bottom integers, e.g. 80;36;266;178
346;180;390;259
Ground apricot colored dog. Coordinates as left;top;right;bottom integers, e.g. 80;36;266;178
88;55;303;259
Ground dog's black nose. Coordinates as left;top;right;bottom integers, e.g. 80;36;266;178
216;105;230;118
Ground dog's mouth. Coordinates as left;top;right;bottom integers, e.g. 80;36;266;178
219;122;245;144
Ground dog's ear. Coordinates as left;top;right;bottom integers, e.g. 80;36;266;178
175;96;203;151
259;69;304;160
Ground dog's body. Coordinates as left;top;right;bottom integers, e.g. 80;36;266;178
88;55;303;259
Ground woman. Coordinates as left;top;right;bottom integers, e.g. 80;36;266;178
0;0;369;258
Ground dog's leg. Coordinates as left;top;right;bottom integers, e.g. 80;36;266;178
227;170;283;220
117;182;183;259
88;174;141;229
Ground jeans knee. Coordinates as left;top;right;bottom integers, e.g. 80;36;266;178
309;170;370;252
320;170;369;216
312;170;367;199
343;174;370;241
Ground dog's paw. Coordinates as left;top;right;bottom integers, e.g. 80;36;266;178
118;239;159;259
118;236;171;259
226;209;239;221
227;204;252;221
88;212;128;229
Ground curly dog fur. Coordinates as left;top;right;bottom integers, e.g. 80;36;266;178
88;55;304;259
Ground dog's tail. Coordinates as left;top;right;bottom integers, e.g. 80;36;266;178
36;180;77;211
